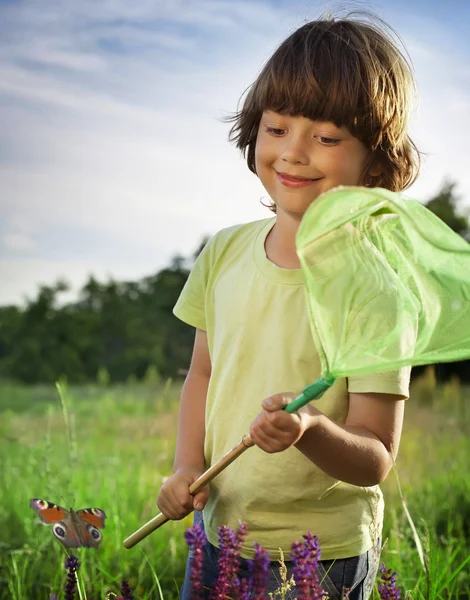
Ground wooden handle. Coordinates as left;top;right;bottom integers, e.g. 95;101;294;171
122;512;170;548
123;435;255;549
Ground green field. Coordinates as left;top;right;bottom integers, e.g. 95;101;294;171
0;370;469;599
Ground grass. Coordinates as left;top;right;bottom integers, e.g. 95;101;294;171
0;378;189;598
0;368;469;599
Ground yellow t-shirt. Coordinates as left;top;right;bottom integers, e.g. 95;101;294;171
173;217;410;560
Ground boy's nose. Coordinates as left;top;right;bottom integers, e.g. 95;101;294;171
279;137;310;165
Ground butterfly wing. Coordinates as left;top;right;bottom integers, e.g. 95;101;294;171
30;500;106;548
29;499;68;524
76;508;107;529
52;518;83;548
74;508;107;548
30;499;81;548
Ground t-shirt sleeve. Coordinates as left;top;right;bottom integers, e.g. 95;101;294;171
173;237;214;331
347;366;411;399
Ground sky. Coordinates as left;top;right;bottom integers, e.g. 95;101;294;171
1;0;469;306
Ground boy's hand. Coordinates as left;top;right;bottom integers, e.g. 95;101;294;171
157;467;209;520
249;392;317;453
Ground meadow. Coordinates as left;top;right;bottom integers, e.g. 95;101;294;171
0;368;469;599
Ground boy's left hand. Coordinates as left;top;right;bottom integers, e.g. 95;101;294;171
249;392;319;453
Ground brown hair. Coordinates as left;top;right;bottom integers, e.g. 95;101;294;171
223;12;421;212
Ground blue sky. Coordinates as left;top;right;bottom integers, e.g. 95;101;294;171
1;0;469;306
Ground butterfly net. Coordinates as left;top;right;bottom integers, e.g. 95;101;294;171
296;186;470;380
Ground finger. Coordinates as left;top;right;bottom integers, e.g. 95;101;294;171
265;408;302;432
158;488;190;521
254;429;283;453
172;486;194;512
250;414;275;440
250;422;283;453
157;496;179;520
164;503;190;520
252;415;300;451
252;411;291;440
262;393;293;412
161;489;189;520
250;425;271;452
157;488;172;515
193;486;209;511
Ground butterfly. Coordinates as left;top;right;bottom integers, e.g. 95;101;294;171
30;498;107;548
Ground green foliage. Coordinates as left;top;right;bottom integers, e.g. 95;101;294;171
0;382;187;599
1;180;469;385
0;381;469;599
424;180;470;241
0;256;198;384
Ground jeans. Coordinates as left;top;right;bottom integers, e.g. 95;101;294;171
180;512;381;600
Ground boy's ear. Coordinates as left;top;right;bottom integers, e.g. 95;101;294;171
368;157;384;178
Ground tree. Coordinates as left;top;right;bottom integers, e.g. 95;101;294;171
1;178;469;385
415;179;470;382
423;180;470;241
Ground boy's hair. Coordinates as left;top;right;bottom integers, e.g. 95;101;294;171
225;12;420;211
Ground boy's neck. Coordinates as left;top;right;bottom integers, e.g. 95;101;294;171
264;212;302;269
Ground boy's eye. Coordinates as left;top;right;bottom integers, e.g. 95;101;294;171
265;127;340;146
265;127;285;136
316;136;340;146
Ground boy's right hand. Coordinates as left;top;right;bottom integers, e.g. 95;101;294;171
156;467;209;520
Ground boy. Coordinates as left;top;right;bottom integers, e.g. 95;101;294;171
158;13;419;599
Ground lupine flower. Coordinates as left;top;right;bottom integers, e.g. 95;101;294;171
378;563;400;600
234;522;248;550
303;533;325;600
117;580;134;600
247;543;271;600
210;522;248;600
232;576;251;600
184;522;208;600
64;554;80;600
291;532;325;600
50;595;58;600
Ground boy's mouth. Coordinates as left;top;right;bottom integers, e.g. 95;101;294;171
276;171;321;187
277;172;315;181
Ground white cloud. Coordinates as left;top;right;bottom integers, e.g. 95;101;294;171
403;35;470;204
0;0;469;306
2;233;37;253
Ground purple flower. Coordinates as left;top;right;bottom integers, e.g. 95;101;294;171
50;595;59;600
120;579;134;600
291;532;325;600
232;577;251;600
184;522;208;600
210;522;248;600
378;563;400;600
64;554;80;600
234;522;248;549
247;543;270;600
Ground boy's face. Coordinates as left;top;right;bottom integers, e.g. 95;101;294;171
255;110;373;219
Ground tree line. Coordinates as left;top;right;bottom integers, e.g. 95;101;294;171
1;181;469;385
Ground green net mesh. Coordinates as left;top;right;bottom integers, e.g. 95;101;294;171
296;186;470;380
